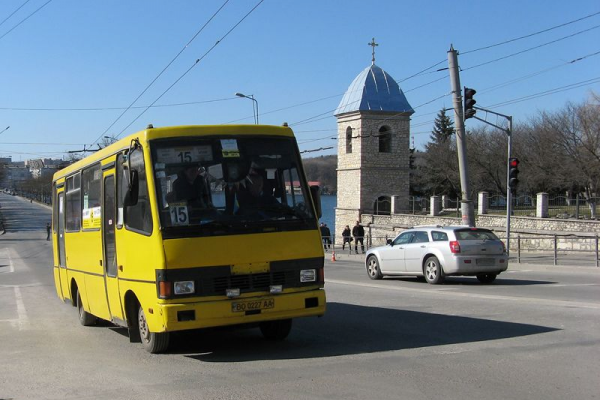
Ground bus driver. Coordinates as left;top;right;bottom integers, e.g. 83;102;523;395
171;165;211;208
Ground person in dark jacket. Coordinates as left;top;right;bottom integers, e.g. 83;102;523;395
342;225;352;251
352;221;365;254
320;223;331;250
172;166;211;207
46;222;51;241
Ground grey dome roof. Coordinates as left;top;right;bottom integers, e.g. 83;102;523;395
335;64;414;116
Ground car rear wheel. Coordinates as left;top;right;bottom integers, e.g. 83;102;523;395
366;255;383;280
424;256;445;284
476;273;497;284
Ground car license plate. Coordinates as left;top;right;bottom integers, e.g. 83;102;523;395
231;298;275;313
476;258;495;266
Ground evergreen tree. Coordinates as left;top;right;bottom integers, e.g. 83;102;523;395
428;108;455;145
417;108;460;196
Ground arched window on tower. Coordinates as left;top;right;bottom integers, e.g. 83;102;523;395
374;196;391;215
346;127;353;154
378;126;392;153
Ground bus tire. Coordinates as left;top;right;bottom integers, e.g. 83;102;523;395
77;291;97;326
138;306;169;354
260;319;292;341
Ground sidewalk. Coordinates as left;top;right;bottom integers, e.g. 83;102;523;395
325;247;600;270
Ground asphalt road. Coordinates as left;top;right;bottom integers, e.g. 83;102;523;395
1;192;599;400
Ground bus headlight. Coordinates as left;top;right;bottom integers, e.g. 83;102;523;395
300;269;316;283
174;281;195;295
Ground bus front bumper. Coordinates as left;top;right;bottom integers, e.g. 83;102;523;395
155;289;326;332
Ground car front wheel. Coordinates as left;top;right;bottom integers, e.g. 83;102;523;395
366;255;383;280
424;256;445;284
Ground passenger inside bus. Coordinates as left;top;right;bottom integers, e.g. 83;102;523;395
170;165;212;208
235;169;279;214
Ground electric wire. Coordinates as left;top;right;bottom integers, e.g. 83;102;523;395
114;0;264;139
91;0;231;147
0;0;32;29
462;10;600;54
462;24;600;72
0;0;53;41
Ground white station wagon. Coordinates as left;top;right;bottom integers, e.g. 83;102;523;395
365;226;509;284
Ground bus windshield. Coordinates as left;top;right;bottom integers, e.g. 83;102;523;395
150;135;316;237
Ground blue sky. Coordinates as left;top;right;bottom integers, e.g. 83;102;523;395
0;0;598;161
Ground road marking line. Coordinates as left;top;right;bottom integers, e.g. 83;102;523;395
0;248;15;273
14;287;29;330
326;278;600;310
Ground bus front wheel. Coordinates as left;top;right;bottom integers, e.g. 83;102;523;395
260;319;292;341
138;306;170;354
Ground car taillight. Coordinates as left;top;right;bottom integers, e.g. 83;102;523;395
449;240;461;254
501;241;506;253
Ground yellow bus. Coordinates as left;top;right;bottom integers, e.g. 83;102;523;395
51;124;326;353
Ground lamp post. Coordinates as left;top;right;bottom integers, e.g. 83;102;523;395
235;92;259;124
0;126;10;135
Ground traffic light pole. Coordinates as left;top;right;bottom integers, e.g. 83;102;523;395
448;46;475;227
472;108;513;255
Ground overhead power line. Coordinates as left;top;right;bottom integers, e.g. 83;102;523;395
0;0;53;41
115;0;264;139
91;0;231;147
463;24;600;72
0;0;33;29
462;10;600;54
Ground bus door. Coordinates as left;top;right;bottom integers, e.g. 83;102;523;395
103;174;124;321
57;190;69;299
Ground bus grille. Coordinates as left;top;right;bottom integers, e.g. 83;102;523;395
212;271;290;295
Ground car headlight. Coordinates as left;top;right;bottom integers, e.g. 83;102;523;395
174;280;195;295
300;269;316;283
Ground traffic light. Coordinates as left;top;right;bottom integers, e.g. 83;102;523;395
508;157;520;190
464;87;476;120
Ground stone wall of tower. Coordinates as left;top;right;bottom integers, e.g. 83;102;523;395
335;111;411;242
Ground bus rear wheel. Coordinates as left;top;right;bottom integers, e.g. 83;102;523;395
138;306;170;354
260;319;292;341
77;291;97;326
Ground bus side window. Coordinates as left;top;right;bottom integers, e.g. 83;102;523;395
118;148;153;235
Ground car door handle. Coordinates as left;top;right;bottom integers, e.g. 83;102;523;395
420;245;426;248
399;247;404;249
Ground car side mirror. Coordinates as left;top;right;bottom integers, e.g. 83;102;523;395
123;170;139;207
386;239;393;245
309;185;322;219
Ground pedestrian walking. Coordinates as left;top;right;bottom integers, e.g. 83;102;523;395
352;220;365;254
342;225;352;251
46;222;51;241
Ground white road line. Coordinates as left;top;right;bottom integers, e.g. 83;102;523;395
0;248;15;273
326;278;600;310
14;286;29;330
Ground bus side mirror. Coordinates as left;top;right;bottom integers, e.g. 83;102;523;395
310;185;322;219
124;170;139;207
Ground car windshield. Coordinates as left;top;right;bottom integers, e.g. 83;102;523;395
454;229;499;241
150;135;316;237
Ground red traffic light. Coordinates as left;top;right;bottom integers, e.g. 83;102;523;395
509;158;519;168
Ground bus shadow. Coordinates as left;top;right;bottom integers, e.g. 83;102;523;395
176;302;557;362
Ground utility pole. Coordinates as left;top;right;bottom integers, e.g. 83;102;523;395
447;46;475;227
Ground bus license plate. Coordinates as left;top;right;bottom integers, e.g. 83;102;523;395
232;298;275;313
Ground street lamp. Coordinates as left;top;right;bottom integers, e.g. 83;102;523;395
0;126;10;135
235;92;259;124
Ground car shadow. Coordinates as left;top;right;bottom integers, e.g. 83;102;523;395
173;302;557;362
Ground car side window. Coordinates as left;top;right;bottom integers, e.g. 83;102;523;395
393;232;413;245
413;231;430;243
432;231;448;241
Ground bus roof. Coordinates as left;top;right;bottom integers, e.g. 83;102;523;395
53;124;295;181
